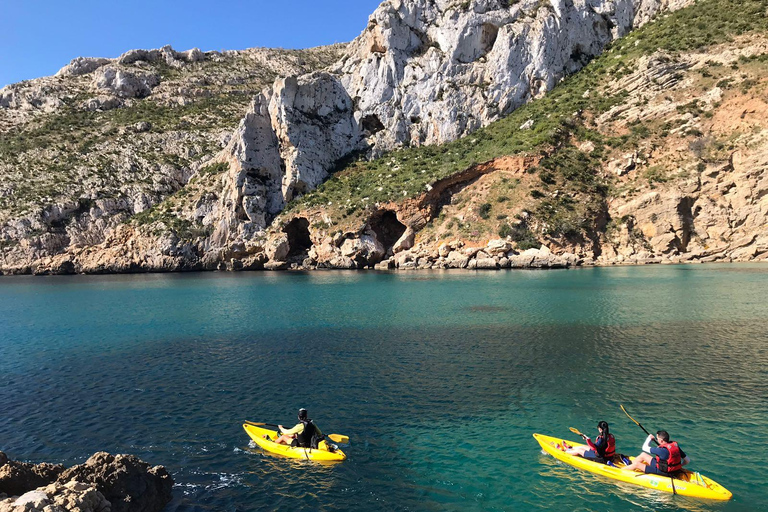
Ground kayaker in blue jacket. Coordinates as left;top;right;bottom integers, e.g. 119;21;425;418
565;421;616;462
623;430;690;475
272;408;324;448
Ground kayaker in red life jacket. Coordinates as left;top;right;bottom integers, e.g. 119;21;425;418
622;430;691;475
565;421;616;462
272;408;324;448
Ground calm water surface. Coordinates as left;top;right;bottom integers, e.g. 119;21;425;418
0;265;766;511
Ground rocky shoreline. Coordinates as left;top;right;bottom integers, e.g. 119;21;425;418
1;240;761;277
0;452;172;512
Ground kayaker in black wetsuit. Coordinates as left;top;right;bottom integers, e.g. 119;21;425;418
273;408;324;448
623;430;691;475
565;421;616;462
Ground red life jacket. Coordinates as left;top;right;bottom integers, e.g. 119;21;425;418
598;434;616;459
656;441;682;473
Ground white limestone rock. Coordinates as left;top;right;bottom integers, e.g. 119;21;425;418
92;66;160;98
56;57;111;77
214;0;692;234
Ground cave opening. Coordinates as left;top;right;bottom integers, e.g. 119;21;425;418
361;114;385;135
369;210;407;252
480;23;499;55
284;217;313;258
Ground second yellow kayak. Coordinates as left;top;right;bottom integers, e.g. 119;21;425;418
533;433;731;500
243;423;347;461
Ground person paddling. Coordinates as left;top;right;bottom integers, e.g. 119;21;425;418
271;408;324;448
622;430;690;475
565;421;616;463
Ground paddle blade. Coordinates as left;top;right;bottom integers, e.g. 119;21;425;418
327;434;349;444
569;427;584;437
244;420;281;430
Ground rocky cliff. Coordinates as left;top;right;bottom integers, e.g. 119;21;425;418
3;0;767;274
0;43;343;273
268;0;768;271
201;0;693;251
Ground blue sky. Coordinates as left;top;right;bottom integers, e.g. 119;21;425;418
0;0;383;88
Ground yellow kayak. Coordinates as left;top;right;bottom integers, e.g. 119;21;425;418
243;423;347;461
533;433;731;500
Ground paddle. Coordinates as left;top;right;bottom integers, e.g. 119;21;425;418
244;420;349;444
569;427;587;438
620;404;676;495
620;405;655;441
567;427;590;451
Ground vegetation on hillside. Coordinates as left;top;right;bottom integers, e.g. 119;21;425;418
288;0;768;244
0;46;344;223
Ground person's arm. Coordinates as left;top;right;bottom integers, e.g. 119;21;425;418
585;436;600;452
680;449;690;466
642;434;656;454
649;446;669;460
280;423;304;436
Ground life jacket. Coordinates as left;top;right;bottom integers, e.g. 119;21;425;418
656;441;682;473
294;419;319;448
596;434;616;459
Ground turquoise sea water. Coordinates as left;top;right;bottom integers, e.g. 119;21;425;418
0;265;766;511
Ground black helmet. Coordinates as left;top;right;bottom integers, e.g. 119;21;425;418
298;408;308;420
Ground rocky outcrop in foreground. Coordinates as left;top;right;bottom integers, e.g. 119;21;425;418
0;452;172;512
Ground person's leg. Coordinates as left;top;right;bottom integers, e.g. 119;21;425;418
273;434;295;445
566;446;589;457
623;453;652;471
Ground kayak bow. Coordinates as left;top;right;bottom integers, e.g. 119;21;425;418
533;433;731;500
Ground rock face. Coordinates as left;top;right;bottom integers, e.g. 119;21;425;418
57;453;172;512
338;0;689;153
92;67;160;99
0;451;172;512
12;0;763;275
0;459;65;498
211;0;693;242
0;43;345;274
211;71;359;244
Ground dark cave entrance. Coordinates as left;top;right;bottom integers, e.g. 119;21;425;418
369;210;407;253
284;217;313;258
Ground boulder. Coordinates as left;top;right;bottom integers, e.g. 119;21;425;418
486;239;512;255
374;258;394;270
56;452;172;512
475;257;499;270
328;256;356;269
0;458;65;497
264;260;289;271
265;235;290;262
445;250;469;269
392;228;415;253
0;481;110;512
